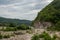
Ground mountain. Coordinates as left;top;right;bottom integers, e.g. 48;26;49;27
32;0;60;28
0;17;31;25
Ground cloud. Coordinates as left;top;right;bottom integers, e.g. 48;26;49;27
0;0;53;20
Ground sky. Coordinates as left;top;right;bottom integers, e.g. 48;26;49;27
0;0;53;21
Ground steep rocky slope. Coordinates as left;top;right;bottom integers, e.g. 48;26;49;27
32;0;60;29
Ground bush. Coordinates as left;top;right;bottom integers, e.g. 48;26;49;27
31;32;57;40
40;31;51;40
47;21;60;31
3;35;10;38
17;24;31;30
3;27;17;31
26;30;32;34
8;23;15;27
31;34;40;40
0;34;2;39
52;34;57;40
0;34;10;39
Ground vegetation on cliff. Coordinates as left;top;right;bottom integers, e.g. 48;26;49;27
32;0;60;31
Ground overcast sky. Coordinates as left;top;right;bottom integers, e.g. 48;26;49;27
0;0;53;21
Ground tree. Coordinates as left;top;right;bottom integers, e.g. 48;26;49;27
9;23;15;27
31;34;40;40
17;24;31;30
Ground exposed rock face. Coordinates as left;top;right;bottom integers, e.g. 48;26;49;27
34;21;52;28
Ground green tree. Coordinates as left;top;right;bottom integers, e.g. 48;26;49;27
31;34;40;40
9;23;15;27
0;33;2;39
40;31;51;40
17;24;31;30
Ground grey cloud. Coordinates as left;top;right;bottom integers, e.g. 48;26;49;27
0;0;53;20
0;0;23;5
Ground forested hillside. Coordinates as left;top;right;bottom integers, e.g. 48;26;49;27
0;17;31;25
32;0;60;31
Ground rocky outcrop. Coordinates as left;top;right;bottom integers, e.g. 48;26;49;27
34;21;52;28
32;0;60;28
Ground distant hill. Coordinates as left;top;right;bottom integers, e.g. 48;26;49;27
0;17;32;25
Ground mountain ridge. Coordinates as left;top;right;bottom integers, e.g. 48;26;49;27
0;17;31;25
32;0;60;29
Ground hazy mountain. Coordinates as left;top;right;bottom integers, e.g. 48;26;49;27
0;17;31;25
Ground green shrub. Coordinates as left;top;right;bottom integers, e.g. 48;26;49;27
31;31;58;40
26;30;32;34
31;34;40;40
47;21;60;31
3;27;17;31
17;24;31;30
3;35;10;38
40;31;51;40
52;34;57;40
9;23;15;27
0;34;2;39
